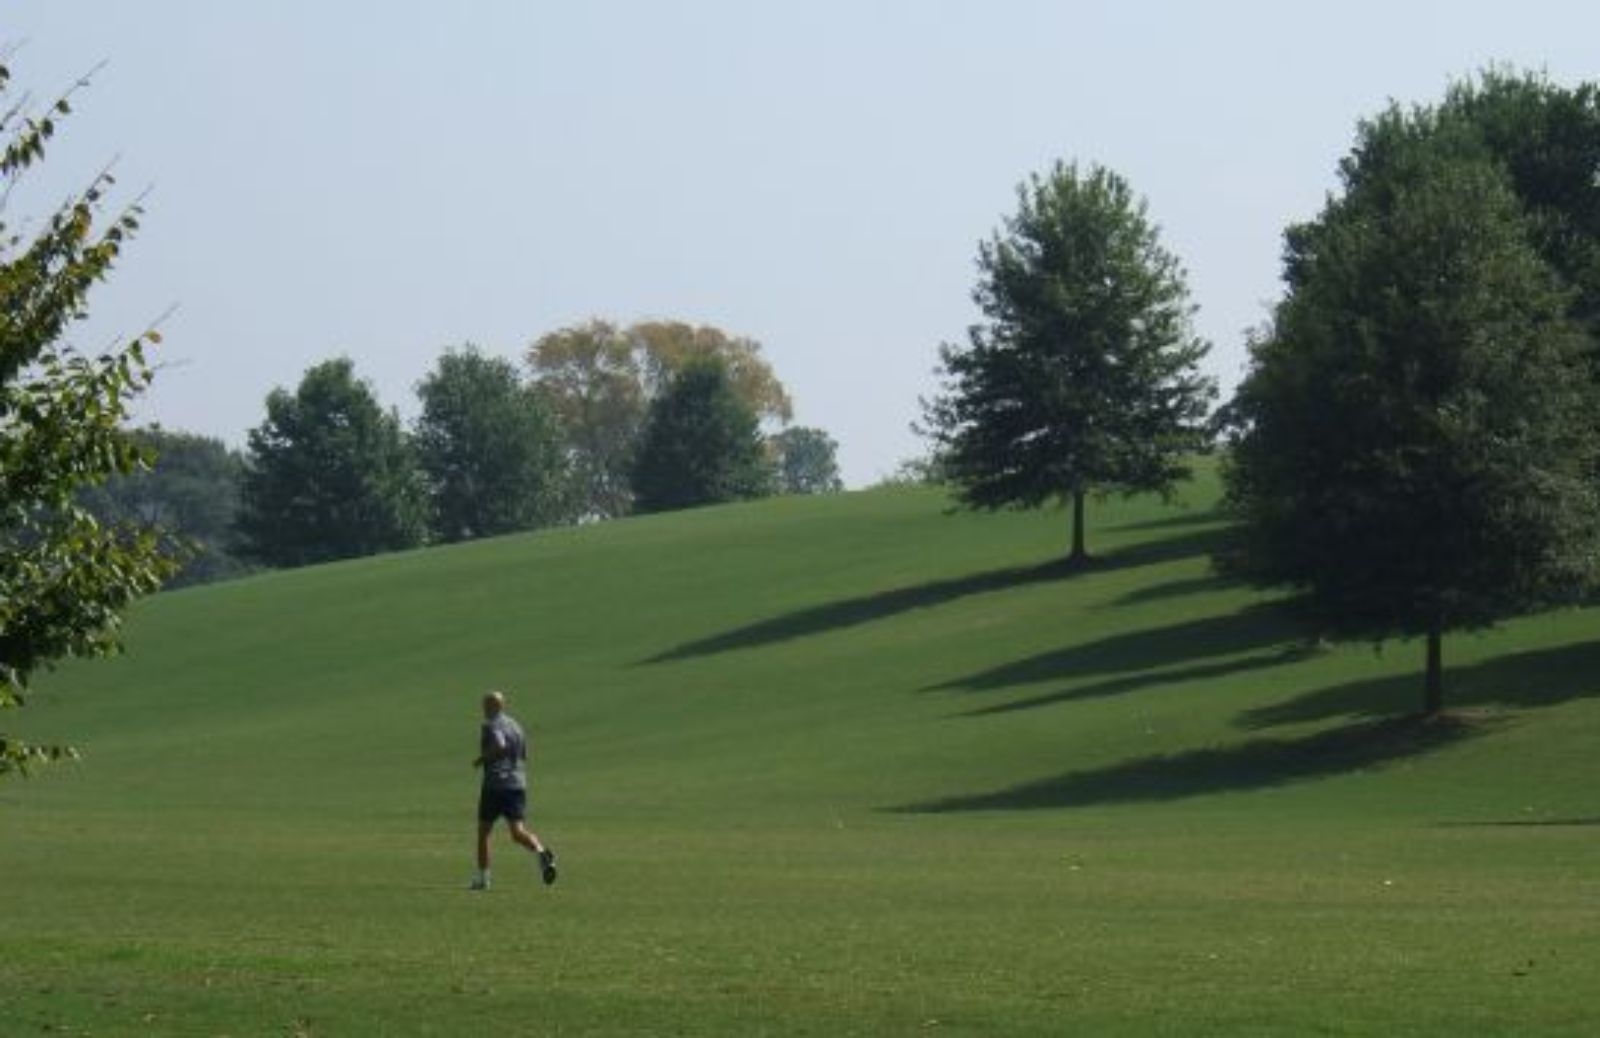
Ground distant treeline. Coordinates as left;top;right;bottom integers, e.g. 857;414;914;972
86;322;844;586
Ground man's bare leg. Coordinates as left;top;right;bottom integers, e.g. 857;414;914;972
510;820;558;885
477;821;496;869
508;820;545;855
471;821;495;889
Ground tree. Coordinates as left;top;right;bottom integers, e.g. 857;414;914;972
1428;69;1600;333
924;161;1215;564
414;346;569;542
632;358;775;513
1221;111;1600;714
1;60;178;777
527;319;791;518
237;357;427;567
524;320;643;520
628;320;793;421
872;452;950;489
77;427;250;587
769;426;843;494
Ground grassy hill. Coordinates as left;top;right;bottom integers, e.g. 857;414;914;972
6;465;1600;1035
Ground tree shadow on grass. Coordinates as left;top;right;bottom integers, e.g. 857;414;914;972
894;714;1490;813
645;526;1227;665
958;649;1307;718
927;602;1300;697
1237;640;1600;731
1438;817;1600;828
1114;572;1240;607
1108;509;1226;533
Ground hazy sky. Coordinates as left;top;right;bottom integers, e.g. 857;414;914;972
8;2;1600;486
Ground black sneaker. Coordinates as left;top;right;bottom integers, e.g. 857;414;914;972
539;849;558;886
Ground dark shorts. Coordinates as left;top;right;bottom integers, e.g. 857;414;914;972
478;786;527;824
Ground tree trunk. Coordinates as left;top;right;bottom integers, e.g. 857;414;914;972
1068;488;1088;565
1423;625;1444;716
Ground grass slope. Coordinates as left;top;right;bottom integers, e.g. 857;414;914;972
6;466;1600;1035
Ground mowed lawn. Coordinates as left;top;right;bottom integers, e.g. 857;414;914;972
6;466;1600;1035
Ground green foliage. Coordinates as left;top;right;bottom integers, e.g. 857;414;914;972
77;427;250;587
1430;69;1600;330
527;319;791;518
0;59;178;777
871;451;950;489
926;160;1215;561
1223;107;1600;712
414;345;569;542
524;320;643;520
768;425;843;494
632;357;775;513
237;357;427;568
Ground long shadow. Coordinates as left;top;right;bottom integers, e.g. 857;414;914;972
959;649;1306;718
1439;817;1600;828
928;602;1299;695
1114;572;1240;607
646;526;1226;665
1238;640;1600;731
1090;524;1230;570
1107;509;1226;533
895;714;1489;813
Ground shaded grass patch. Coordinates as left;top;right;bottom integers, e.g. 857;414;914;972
646;525;1228;665
898;713;1494;813
1239;638;1600;730
929;602;1302;697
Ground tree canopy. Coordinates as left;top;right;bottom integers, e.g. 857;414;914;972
769;426;843;494
925;160;1215;563
1222;106;1600;713
632;358;775;513
414;346;568;542
237;357;427;568
527;319;791;518
77;427;250;587
1420;69;1600;332
0;60;178;776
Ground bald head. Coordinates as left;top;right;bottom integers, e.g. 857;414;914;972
481;691;506;718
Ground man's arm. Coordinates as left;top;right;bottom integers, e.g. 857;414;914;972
473;725;509;768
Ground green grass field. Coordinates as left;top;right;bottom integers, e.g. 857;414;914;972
7;465;1600;1035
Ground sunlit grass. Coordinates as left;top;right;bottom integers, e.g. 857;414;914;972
7;467;1600;1034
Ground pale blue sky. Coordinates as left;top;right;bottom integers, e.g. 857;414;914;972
9;2;1600;486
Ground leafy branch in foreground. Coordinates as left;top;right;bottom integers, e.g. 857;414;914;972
1;56;178;778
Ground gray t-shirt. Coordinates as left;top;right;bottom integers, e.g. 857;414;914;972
480;713;528;791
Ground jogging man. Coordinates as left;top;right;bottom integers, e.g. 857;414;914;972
471;690;557;890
